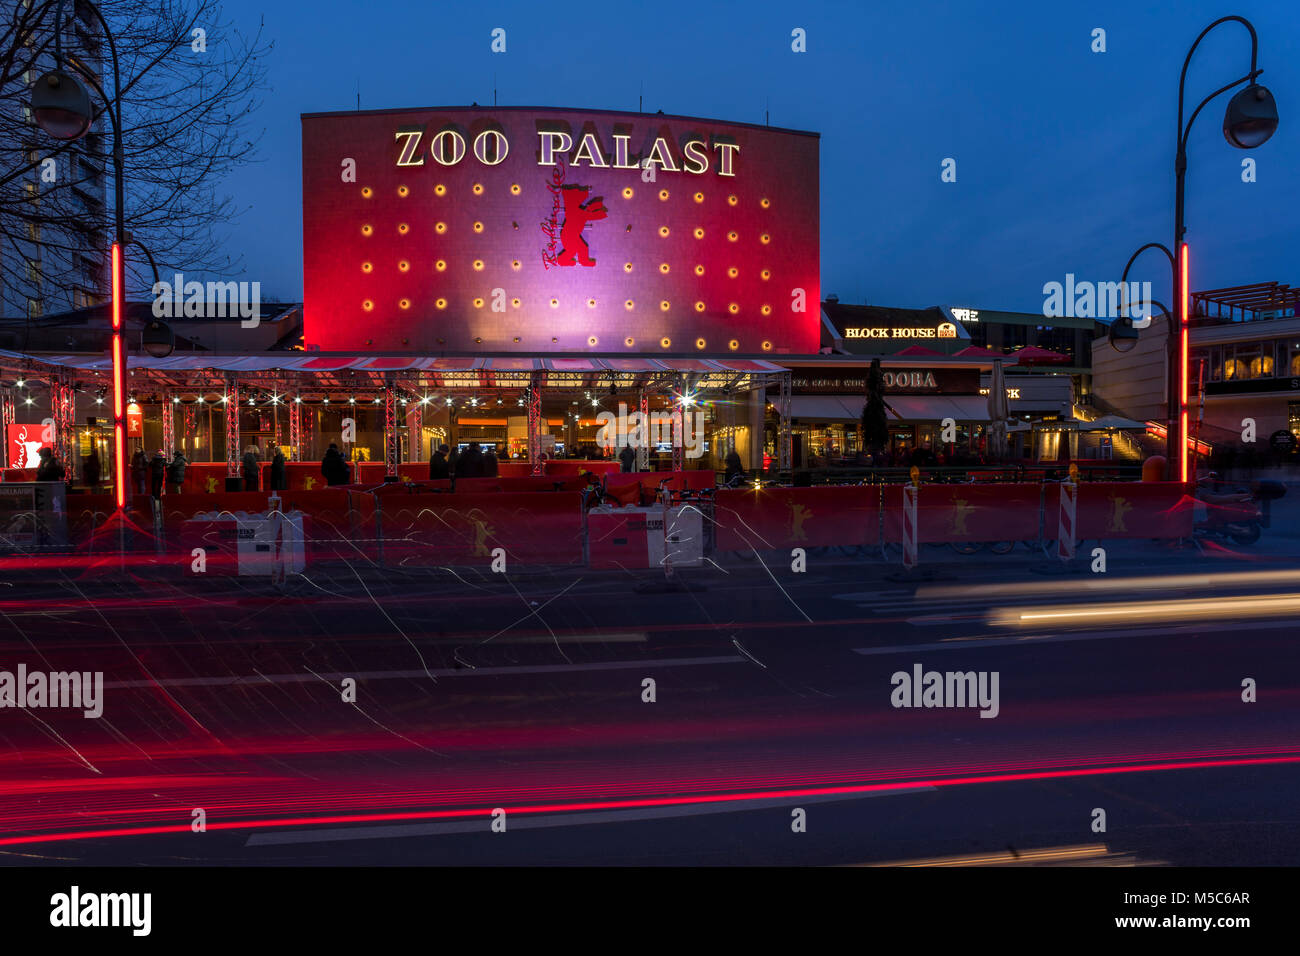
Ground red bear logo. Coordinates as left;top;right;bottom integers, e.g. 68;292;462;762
557;184;607;267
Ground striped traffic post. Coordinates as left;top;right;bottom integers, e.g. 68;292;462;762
1057;465;1078;562
903;466;919;569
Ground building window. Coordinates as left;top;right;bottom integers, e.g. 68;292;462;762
26;298;42;320
25;259;41;284
72;288;96;309
26;221;40;242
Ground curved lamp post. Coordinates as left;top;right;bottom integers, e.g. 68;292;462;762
29;0;130;510
1119;15;1277;483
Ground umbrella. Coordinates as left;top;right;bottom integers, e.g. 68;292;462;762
985;358;1011;459
954;345;1013;361
895;344;944;356
1081;414;1146;431
1012;345;1071;365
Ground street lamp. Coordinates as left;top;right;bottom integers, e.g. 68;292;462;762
29;0;129;509
1120;15;1277;484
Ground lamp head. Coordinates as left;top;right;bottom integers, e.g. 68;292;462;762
1224;83;1278;149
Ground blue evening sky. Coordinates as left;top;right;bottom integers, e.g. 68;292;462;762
212;0;1297;312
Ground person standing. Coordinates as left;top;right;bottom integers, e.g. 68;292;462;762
482;445;499;477
83;449;101;488
130;448;148;495
166;450;188;495
456;441;483;478
270;448;287;491
619;444;636;473
724;450;745;484
429;444;450;480
321;442;349;486
35;447;65;483
149;449;167;499
242;446;260;491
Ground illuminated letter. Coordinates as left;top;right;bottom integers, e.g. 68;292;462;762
473;129;509;166
612;134;638;169
714;142;740;177
682;139;709;174
394;129;424;167
644;137;679;173
430;128;466;166
571;132;608;168
537;131;573;166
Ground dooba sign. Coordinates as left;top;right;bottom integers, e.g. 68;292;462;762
301;107;820;353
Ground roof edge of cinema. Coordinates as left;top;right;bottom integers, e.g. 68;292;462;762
299;104;821;138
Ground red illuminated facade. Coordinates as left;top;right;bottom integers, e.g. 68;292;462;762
301;106;820;354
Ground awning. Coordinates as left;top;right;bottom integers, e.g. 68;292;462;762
788;396;861;421
786;394;991;423
884;395;991;422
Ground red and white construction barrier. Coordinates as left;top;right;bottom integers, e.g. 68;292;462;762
1057;479;1077;562
902;481;919;569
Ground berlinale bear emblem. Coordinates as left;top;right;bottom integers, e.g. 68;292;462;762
556;184;607;267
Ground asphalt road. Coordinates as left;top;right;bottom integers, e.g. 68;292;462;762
0;508;1297;866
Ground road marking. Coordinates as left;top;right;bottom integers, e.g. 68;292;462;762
103;655;745;690
853;618;1300;656
243;787;938;847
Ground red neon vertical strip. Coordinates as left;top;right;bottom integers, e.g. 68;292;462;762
111;243;126;509
1179;243;1189;483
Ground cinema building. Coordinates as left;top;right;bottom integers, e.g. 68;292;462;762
0;104;1050;484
